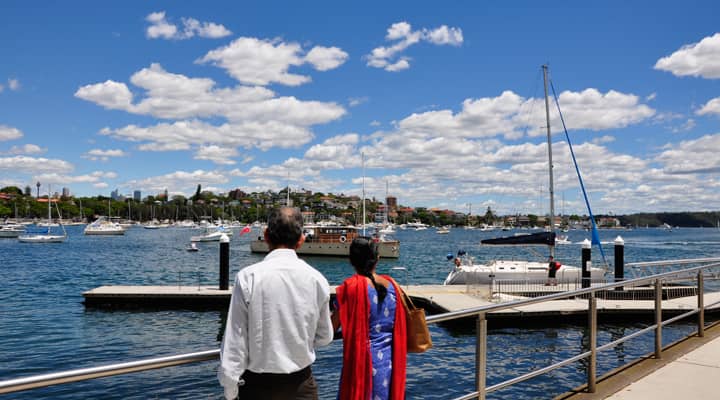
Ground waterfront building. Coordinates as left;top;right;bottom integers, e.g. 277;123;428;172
133;190;141;201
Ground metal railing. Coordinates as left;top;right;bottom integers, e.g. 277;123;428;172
2;259;720;398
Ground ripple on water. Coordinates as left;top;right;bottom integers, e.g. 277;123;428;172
1;227;717;399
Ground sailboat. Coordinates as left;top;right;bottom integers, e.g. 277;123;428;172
444;65;605;285
18;187;67;243
84;200;125;235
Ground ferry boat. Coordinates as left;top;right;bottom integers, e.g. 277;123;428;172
250;224;400;258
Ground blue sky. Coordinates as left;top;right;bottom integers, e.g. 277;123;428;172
1;1;719;215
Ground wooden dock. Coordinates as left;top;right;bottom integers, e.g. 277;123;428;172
82;284;720;323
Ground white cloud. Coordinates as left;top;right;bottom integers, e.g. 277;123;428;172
591;135;616;145
75;80;133;110
4;144;46;155
78;64;345;152
0;156;73;174
180;17;232;39
33;171;117;185
348;97;368;107
198;38;347;86
124;169;228;193
0;125;23;141
424;25;463;46
82;148;128;161
194;145;238;165
102;119;314;151
366;21;463;71
656;133;720;174
145;11;231;40
396;89;654;140
0;83;4;92
697;97;720;116
304;46;349;71
8;78;20;91
94;182;109;189
654;33;720;79
370;120;381;127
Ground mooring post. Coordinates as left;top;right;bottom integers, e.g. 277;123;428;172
581;239;591;289
219;234;230;290
614;236;624;291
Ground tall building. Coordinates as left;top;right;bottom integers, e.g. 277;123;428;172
133;190;141;201
62;187;70;197
111;188;120;200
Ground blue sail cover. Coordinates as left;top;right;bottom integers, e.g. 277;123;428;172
481;231;556;246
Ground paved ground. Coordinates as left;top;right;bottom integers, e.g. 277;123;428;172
558;321;720;400
605;332;720;399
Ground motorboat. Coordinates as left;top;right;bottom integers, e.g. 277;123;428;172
0;224;25;238
84;216;125;235
186;242;199;252
555;234;571;245
250;224;400;258
436;226;450;234
191;226;233;242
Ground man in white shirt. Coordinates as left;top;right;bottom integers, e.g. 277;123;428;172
218;207;334;400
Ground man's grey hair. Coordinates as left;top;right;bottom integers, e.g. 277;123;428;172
266;207;303;248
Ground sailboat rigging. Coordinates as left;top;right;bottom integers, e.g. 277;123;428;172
18;186;67;243
444;65;605;285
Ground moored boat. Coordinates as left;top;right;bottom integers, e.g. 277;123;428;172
250;224;400;258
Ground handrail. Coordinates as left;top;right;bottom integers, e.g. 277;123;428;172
2;259;720;397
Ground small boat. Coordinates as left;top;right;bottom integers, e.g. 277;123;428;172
555;234;571;245
436;226;450;234
18;188;67;243
191;226;233;242
250;224;400;258
186;243;199;252
0;224;25;238
84;216;125;235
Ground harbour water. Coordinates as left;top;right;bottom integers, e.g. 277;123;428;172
1;226;719;399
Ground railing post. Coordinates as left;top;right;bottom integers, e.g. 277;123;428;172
654;278;662;359
698;271;705;338
588;292;597;393
219;234;230;290
476;313;487;400
614;236;624;291
581;239;592;289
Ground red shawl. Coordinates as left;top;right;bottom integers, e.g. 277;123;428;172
336;274;407;400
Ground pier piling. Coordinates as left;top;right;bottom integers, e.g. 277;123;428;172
581;239;591;288
219;234;229;290
614;236;625;291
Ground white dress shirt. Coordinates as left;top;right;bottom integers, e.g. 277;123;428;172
218;248;334;399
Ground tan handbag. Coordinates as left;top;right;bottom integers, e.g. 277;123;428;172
399;289;432;353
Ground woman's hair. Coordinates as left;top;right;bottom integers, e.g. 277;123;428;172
349;236;387;303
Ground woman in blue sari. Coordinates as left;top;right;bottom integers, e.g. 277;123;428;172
334;237;407;400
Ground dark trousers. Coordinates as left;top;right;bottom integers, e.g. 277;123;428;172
236;366;318;400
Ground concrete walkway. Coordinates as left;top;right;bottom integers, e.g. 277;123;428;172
558;321;720;400
605;333;720;399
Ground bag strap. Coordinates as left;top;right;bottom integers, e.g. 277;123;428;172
397;286;417;311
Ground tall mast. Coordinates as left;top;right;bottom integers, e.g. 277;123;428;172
362;152;366;236
542;64;556;258
286;170;290;207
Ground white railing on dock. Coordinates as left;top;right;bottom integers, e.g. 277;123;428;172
2;258;720;398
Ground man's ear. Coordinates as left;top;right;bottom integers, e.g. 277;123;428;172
295;233;306;249
263;228;269;244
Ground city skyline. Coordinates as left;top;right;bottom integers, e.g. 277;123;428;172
1;1;720;215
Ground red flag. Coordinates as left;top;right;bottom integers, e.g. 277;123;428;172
240;225;251;236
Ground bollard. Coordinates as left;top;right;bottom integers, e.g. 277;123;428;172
219;234;230;290
581;239;591;289
614;236;624;291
